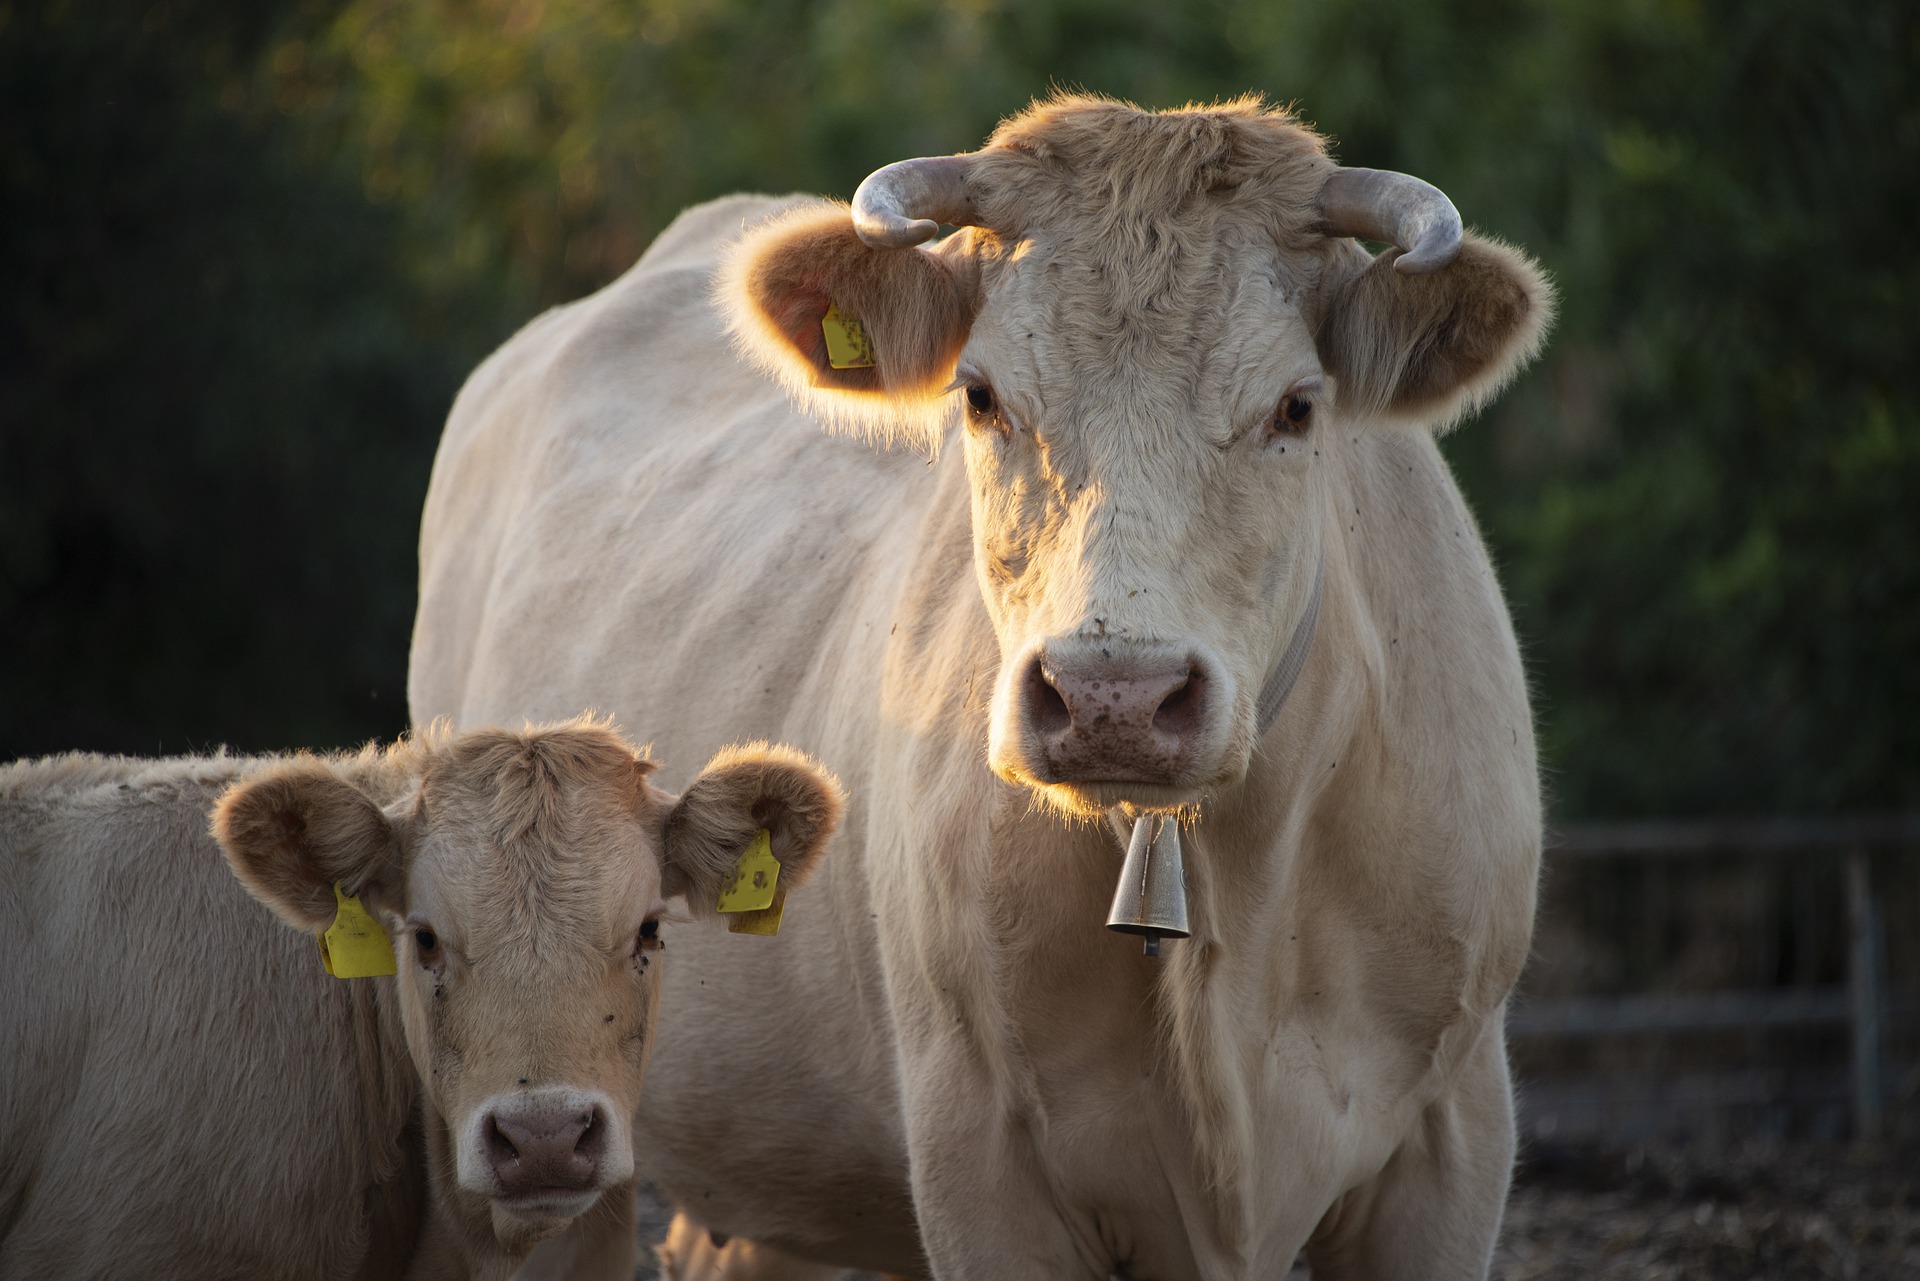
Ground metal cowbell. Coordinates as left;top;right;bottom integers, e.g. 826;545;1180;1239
1105;814;1191;956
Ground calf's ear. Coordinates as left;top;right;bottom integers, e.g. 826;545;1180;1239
661;742;844;917
212;761;402;933
719;201;980;451
1315;234;1553;431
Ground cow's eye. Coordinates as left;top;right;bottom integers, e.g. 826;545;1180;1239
634;918;663;955
963;383;998;423
413;927;439;962
1272;394;1314;435
1268;377;1323;441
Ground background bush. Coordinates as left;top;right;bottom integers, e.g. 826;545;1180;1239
4;0;1915;820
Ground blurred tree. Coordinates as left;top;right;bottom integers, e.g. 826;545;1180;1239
0;0;510;757
5;0;1914;819
275;0;1920;817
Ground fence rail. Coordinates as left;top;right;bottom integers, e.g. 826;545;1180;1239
1514;815;1920;1141
1546;813;1920;858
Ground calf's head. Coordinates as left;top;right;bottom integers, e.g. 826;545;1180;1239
213;723;840;1259
727;94;1550;817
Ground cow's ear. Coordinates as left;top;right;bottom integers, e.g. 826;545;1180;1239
720;201;980;451
1315;234;1553;431
212;761;403;933
660;742;844;917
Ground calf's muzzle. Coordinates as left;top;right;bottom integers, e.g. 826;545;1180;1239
482;1091;612;1206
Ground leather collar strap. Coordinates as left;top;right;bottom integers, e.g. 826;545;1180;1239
1253;555;1325;738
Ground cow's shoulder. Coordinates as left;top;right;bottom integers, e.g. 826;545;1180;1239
441;194;819;454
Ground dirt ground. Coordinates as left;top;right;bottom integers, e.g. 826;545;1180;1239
635;1139;1919;1279
1492;1139;1920;1280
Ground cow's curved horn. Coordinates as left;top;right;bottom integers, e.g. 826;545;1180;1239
1315;167;1463;275
852;156;978;249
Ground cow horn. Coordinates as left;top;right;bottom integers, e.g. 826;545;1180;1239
1315;167;1464;275
851;155;978;249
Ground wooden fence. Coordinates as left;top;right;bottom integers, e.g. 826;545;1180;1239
1507;814;1920;1141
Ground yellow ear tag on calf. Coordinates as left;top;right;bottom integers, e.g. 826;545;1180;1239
727;889;786;936
319;882;397;978
715;828;780;914
716;828;786;934
821;302;876;370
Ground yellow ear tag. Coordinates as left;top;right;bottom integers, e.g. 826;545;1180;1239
821;302;876;370
715;828;780;914
319;882;397;978
727;888;786;936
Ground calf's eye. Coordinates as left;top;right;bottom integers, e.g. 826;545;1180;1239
414;927;438;956
634;918;663;956
964;384;996;417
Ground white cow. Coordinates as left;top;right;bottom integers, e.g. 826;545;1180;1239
412;94;1551;1280
0;722;839;1280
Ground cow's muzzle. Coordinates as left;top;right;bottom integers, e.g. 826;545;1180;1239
1006;639;1226;793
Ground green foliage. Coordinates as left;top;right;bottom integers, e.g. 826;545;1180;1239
6;0;1915;816
0;0;509;757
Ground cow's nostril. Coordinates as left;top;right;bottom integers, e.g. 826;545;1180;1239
486;1115;520;1167
576;1108;605;1159
1025;657;1072;735
1151;668;1205;740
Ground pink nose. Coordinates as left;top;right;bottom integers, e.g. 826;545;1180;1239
484;1101;607;1195
1022;652;1208;782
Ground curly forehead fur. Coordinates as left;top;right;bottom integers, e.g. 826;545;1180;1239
971;94;1333;252
415;719;654;848
965;96;1338;362
407;721;657;965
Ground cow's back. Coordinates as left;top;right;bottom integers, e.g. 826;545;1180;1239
0;756;421;1281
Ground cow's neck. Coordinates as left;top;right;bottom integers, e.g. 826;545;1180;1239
343;973;426;1166
327;973;432;1270
1144;490;1379;1250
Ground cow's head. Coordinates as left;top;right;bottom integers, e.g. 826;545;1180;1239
726;95;1550;818
213;722;840;1261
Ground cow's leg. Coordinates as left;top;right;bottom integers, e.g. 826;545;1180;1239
654;1211;865;1281
1303;1030;1516;1281
898;1044;1102;1281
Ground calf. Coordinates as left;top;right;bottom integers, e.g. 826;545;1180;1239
0;720;840;1281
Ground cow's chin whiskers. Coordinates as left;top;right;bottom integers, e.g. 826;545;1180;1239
488;1191;602;1251
1023;778;1208;821
991;748;1221;820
